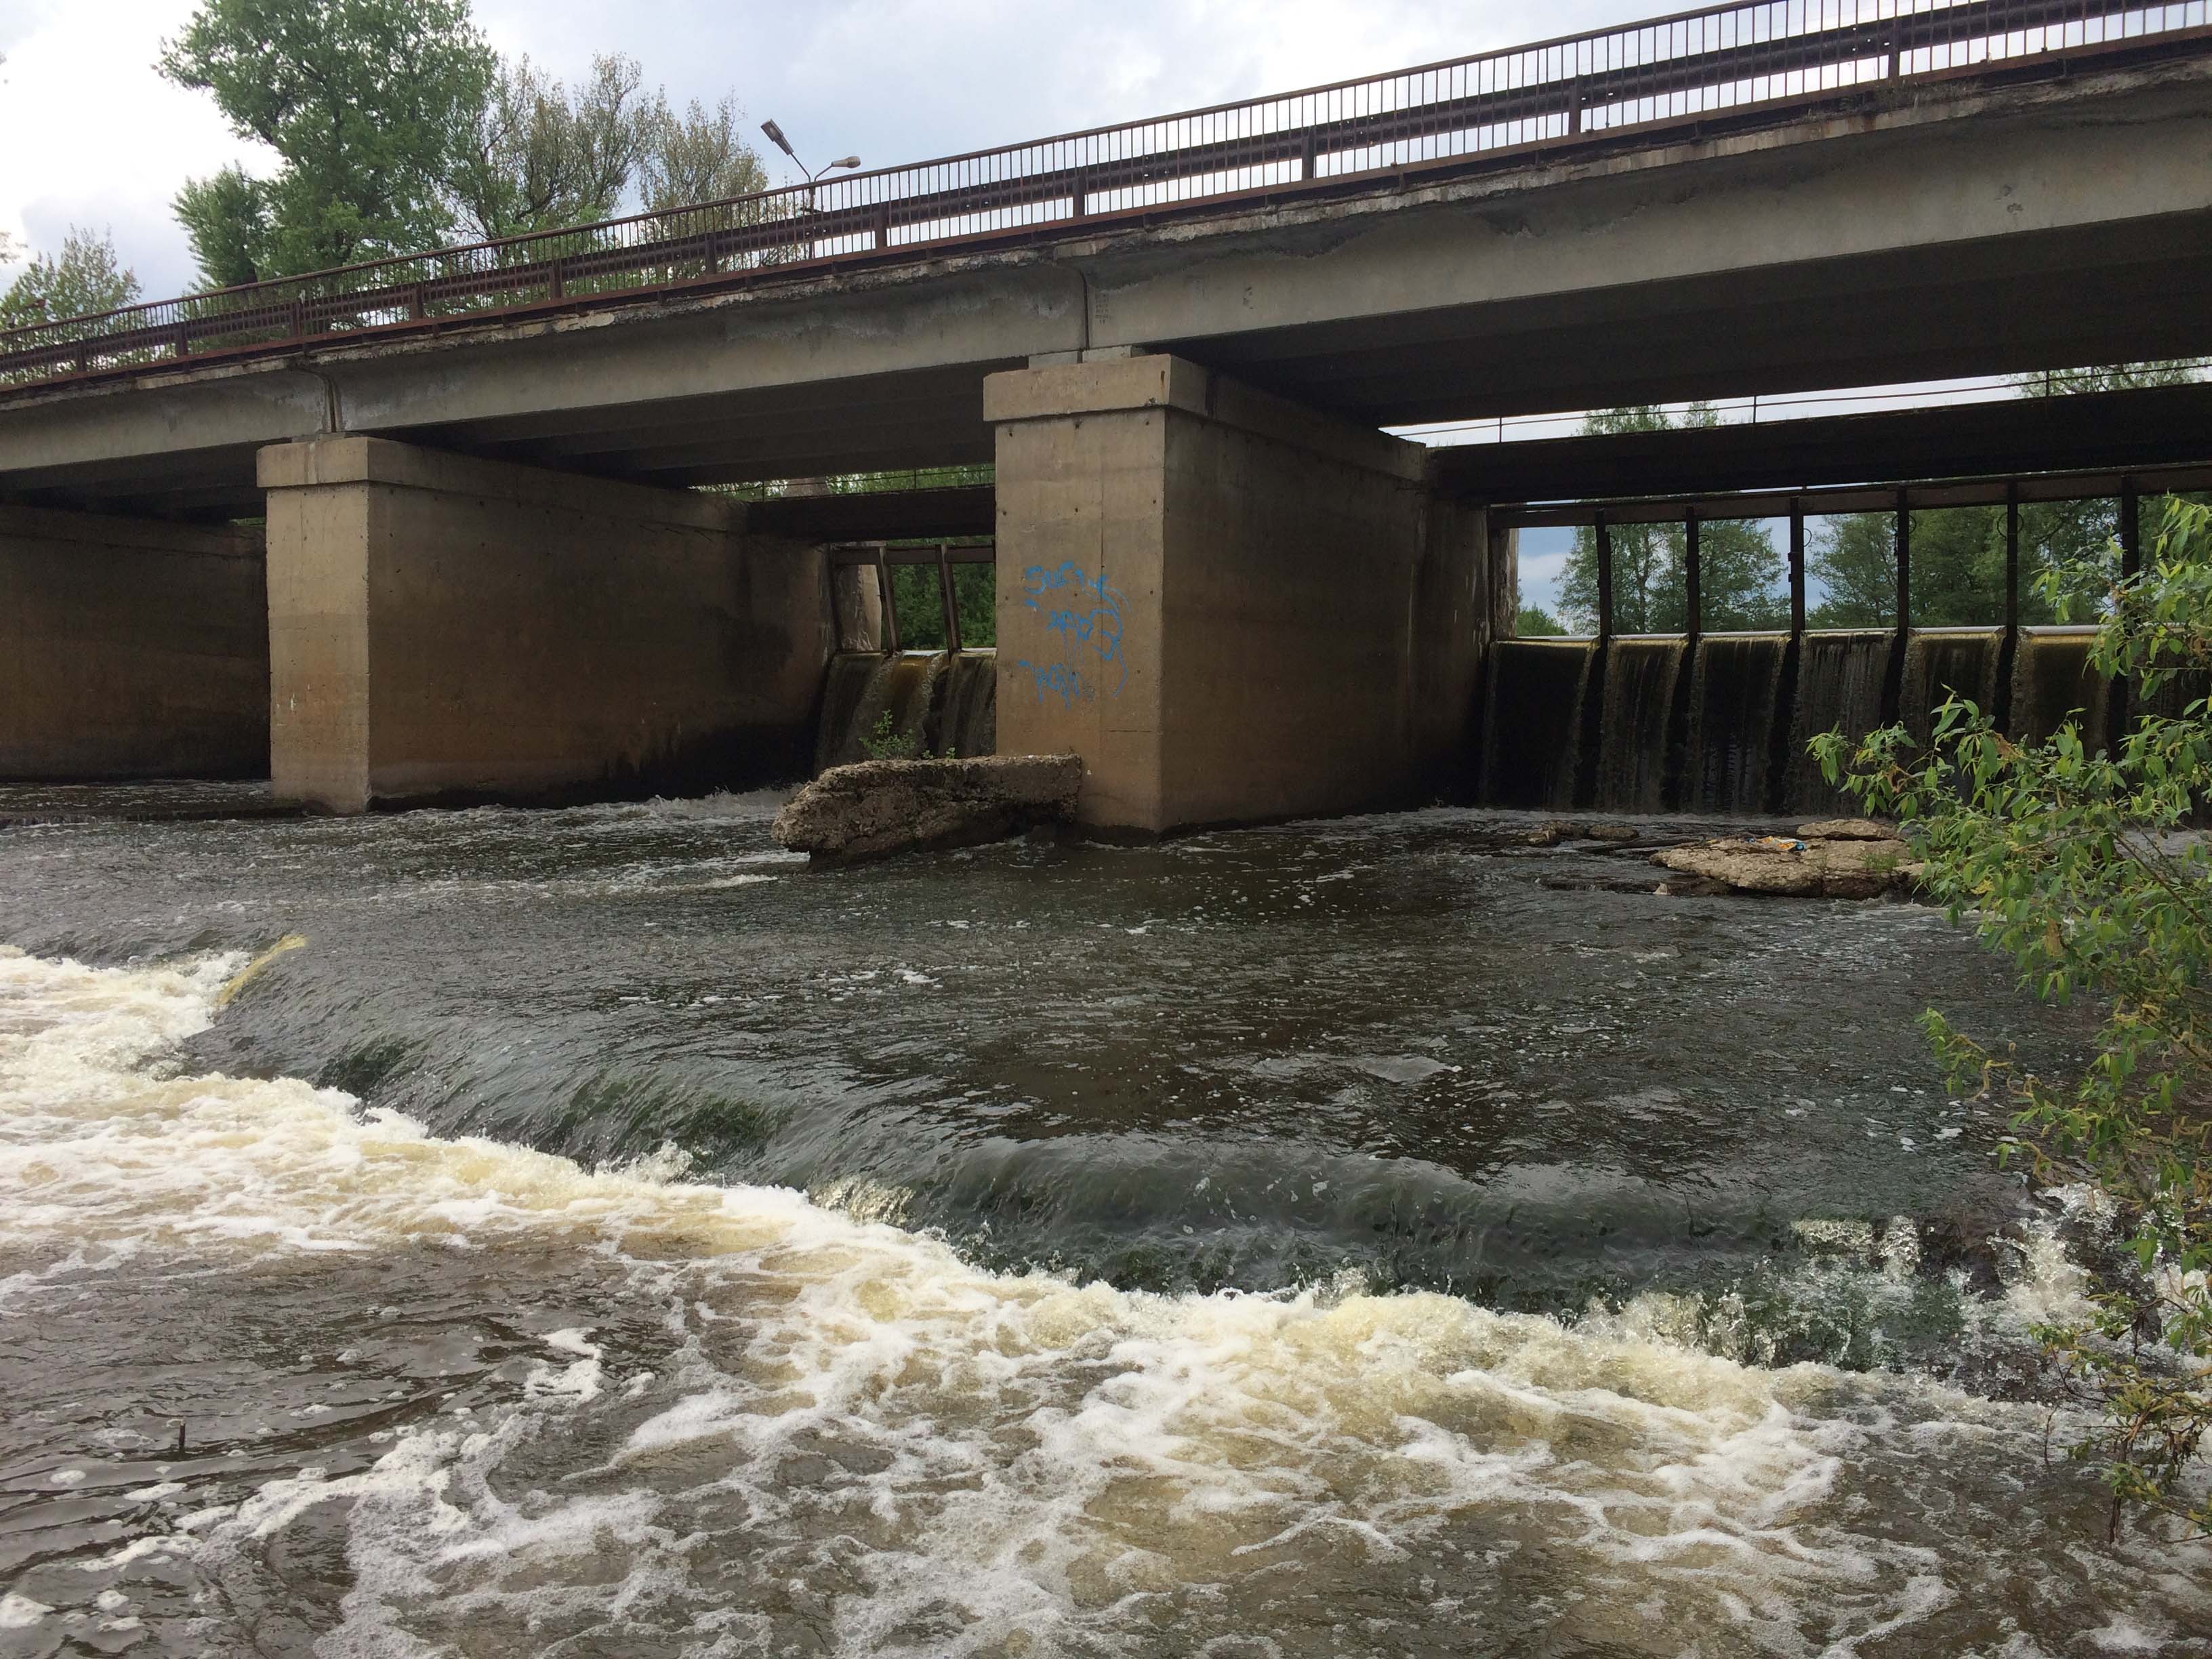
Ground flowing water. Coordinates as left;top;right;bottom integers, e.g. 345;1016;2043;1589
3;789;2208;1657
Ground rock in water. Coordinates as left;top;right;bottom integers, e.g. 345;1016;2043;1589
1795;818;1898;842
774;755;1084;864
1652;830;1923;899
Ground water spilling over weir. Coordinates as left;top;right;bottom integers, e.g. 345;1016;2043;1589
1478;626;2179;818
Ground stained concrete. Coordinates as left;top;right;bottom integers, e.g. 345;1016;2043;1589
259;437;830;813
989;355;1506;834
0;504;268;779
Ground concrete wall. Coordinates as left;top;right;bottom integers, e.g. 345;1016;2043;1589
989;354;1498;834
259;437;830;812
0;504;268;779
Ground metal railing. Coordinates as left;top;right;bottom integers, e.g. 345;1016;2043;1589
4;0;2207;392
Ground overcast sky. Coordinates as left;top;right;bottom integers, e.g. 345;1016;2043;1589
1;0;1663;299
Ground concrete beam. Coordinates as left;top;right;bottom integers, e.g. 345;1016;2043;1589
0;504;268;779
258;436;830;811
1431;381;2212;505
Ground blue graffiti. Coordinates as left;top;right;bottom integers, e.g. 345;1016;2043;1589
1017;563;1128;703
1014;659;1087;708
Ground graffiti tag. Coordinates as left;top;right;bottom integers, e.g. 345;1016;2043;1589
1016;562;1128;705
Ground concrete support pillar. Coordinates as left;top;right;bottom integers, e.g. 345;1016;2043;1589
0;504;268;779
258;437;830;812
987;354;1500;834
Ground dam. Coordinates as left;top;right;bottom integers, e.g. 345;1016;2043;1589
5;5;2212;1654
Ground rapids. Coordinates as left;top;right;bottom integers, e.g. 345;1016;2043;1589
2;790;2207;1656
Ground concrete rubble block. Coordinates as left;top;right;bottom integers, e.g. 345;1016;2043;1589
1652;831;1923;899
773;754;1084;863
1796;818;1900;841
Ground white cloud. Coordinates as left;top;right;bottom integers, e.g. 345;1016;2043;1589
3;0;1655;298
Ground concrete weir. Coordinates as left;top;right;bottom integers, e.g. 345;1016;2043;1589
0;504;268;780
258;438;830;813
987;354;1509;836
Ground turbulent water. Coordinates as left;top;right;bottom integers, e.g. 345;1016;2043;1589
3;788;2208;1657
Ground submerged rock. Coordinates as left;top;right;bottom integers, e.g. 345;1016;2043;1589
1652;829;1923;899
774;754;1084;864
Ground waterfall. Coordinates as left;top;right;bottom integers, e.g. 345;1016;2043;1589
813;652;998;773
1683;634;1788;815
2009;629;2108;750
1784;632;1895;817
1592;639;1686;813
1478;640;1595;809
1899;630;2004;750
939;652;998;760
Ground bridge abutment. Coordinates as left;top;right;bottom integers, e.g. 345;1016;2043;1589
258;437;830;813
0;504;268;781
987;355;1506;834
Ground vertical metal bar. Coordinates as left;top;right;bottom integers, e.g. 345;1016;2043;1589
937;542;962;655
1596;514;1614;640
1789;497;1807;636
2005;484;2021;634
1684;510;1702;638
876;548;901;657
1895;488;1911;631
2120;476;2142;580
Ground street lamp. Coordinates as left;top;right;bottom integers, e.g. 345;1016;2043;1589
760;119;861;190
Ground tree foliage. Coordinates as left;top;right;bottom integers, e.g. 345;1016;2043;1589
159;0;771;293
160;0;495;281
0;227;142;327
638;95;769;215
1814;499;2212;1537
1808;503;2156;630
1515;605;1567;638
1555;406;1786;632
453;54;652;241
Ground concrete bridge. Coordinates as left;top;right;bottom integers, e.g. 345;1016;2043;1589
4;0;2211;826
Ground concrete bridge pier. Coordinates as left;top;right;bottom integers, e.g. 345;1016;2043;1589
0;504;269;781
987;354;1508;834
258;437;830;813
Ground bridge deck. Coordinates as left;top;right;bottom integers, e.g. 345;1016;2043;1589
3;0;2208;393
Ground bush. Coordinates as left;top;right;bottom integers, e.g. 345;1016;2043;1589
1814;499;2212;1537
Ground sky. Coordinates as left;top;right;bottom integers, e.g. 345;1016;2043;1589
0;0;1664;300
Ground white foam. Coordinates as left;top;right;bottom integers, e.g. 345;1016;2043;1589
5;945;2206;1655
0;1594;52;1629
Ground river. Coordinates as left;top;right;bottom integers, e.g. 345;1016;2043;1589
1;787;2205;1656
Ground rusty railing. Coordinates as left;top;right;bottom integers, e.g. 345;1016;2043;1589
3;0;2205;390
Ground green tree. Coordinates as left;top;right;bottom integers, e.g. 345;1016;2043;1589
159;0;494;281
1810;501;2173;630
1556;406;1786;632
453;54;651;241
1515;604;1567;637
173;167;272;290
1816;500;2212;1538
0;227;142;327
638;94;769;213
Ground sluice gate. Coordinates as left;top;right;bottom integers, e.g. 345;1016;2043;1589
1479;460;2212;818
